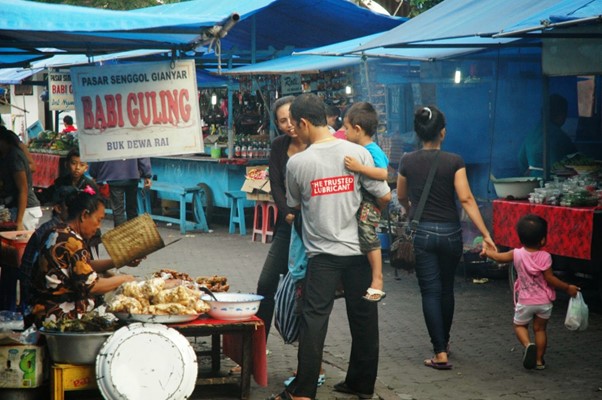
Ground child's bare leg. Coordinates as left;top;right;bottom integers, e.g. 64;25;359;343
514;323;531;347
532;316;548;366
366;248;383;291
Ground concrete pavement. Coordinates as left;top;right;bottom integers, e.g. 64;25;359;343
53;209;601;400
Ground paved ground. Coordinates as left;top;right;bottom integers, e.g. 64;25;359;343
18;209;602;399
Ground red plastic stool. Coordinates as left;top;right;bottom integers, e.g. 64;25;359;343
251;201;278;243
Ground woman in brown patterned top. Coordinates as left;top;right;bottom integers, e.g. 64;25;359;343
31;186;137;325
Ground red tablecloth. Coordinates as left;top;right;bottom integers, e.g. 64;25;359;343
493;200;598;260
31;153;65;188
174;316;267;387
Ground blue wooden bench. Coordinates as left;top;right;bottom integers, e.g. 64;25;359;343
138;182;209;234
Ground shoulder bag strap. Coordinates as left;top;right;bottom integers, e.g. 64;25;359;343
409;150;440;231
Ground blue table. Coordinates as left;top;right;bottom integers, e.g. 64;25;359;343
149;155;265;216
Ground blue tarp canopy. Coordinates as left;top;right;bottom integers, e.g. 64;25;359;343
352;0;602;57
0;48;50;67
0;0;403;62
224;34;384;75
136;0;403;54
0;50;231;88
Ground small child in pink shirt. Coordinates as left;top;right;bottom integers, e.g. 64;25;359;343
482;214;579;370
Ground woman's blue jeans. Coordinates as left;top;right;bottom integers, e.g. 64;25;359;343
413;221;463;354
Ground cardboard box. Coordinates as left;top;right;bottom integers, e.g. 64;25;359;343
0;345;45;388
241;166;273;201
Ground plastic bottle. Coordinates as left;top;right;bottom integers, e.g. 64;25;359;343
248;140;255;159
234;137;241;158
241;137;247;158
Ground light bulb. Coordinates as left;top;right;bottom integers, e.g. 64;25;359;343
345;85;352;95
454;69;462;84
211;93;217;105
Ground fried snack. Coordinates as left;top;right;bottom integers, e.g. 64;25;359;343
193;299;211;314
112;277;208;316
153;286;201;305
152;268;193;282
141;277;165;298
148;303;197;315
121;281;145;300
108;294;145;314
195;275;229;292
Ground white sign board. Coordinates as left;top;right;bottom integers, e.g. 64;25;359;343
281;74;302;95
71;60;203;161
49;71;74;111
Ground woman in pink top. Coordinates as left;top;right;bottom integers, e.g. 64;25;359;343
482;214;579;370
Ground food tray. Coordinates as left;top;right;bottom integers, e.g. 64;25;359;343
112;312;200;324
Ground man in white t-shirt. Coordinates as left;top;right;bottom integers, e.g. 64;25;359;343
280;93;391;400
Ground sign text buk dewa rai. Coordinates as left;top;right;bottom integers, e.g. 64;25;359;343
71;60;203;161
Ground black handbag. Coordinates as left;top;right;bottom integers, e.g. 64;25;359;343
390;151;440;273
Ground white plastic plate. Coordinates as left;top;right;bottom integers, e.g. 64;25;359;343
112;312;200;324
96;323;198;400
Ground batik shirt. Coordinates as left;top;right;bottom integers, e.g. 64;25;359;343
31;224;98;324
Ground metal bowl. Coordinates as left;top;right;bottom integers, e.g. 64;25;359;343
492;177;541;199
200;293;263;321
42;330;113;364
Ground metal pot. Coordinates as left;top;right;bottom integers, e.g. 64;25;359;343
42;330;113;364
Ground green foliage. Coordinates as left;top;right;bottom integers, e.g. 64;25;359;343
31;0;180;10
407;0;444;17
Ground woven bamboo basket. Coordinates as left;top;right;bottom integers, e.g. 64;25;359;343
101;213;164;268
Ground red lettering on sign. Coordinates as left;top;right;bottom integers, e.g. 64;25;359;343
82;96;94;129
82;89;193;129
310;175;355;196
94;95;106;130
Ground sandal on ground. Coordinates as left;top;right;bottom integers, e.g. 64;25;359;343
424;357;453;370
535;357;546;370
267;390;293;400
333;381;373;399
284;373;326;387
522;343;536;370
362;288;386;302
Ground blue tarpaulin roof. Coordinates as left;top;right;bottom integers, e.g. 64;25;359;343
134;0;403;53
224;34;384;75
0;0;402;59
353;0;602;55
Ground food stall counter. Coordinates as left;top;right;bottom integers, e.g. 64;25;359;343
492;199;602;260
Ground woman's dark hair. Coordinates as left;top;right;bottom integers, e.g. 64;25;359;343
63;115;74;125
272;95;296;122
65;188;106;221
0;126;21;147
516;214;547;247
414;105;446;142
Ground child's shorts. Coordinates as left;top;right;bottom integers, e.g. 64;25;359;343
513;302;553;325
357;199;381;253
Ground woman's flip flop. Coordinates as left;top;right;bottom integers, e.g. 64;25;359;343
424;358;453;370
362;288;386;302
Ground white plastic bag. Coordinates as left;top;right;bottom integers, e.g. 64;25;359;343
564;292;588;331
